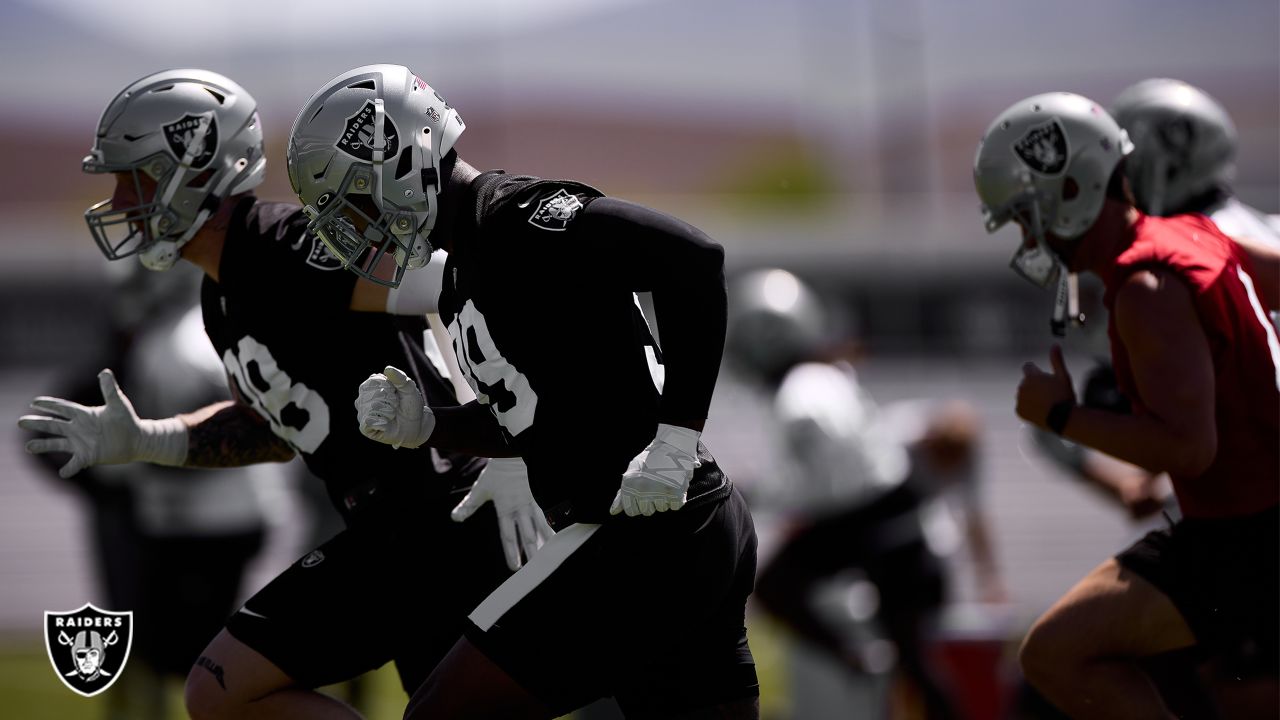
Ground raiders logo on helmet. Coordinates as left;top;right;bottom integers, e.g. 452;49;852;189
44;603;133;697
1013;119;1069;176
528;189;584;231
335;100;399;161
163;113;219;170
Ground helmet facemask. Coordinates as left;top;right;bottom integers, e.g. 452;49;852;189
83;151;181;262
289;65;464;289
301;102;439;288
303;163;433;288
983;180;1065;290
982;183;1084;336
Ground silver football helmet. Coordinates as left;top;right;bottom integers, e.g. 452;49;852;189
84;69;266;271
1110;79;1237;216
974;92;1132;333
726;268;827;381
287;64;464;287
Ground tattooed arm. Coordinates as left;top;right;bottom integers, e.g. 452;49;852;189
21;370;294;477
179;400;296;467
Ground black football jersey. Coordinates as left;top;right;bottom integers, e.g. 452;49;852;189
438;173;731;524
201;197;484;515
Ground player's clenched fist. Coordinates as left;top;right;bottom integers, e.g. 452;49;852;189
1016;344;1076;431
355;365;435;449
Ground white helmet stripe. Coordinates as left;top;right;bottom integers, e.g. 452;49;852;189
372;97;388;212
156;113;211;208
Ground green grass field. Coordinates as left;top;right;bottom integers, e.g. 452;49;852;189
0;618;788;719
0;636;408;720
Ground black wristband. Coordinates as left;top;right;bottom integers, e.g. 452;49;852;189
1046;399;1076;436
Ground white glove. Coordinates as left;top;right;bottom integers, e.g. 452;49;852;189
356;365;435;449
452;457;554;571
610;423;702;517
18;369;187;479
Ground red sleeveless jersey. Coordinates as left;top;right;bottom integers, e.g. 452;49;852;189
1103;213;1280;518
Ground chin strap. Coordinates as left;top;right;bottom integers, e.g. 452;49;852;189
174;156;242;246
1050;271;1085;336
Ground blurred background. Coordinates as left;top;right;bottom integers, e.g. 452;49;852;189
0;0;1275;718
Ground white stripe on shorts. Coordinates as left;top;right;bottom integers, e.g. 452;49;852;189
468;522;602;631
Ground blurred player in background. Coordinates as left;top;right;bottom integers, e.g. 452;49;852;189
726;268;1005;720
975;92;1278;718
23;262;275;720
19;69;550;720
292;64;759;718
1111;77;1280;331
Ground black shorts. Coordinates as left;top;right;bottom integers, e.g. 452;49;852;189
463;484;759;717
225;489;512;692
1115;504;1279;675
132;530;265;677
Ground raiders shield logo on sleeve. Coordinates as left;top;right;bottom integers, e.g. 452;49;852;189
305;234;345;271
528;189;584;231
1012;119;1069;176
335;100;400;161
44;603;133;697
163;113;219;169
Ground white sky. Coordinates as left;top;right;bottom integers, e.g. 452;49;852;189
16;0;653;49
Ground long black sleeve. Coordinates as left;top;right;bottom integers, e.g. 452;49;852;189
431;400;521;458
576;197;727;427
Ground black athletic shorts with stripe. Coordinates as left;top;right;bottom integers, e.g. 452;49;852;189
463;484;759;717
225;485;513;692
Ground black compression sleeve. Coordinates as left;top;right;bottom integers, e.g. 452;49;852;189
430;400;521;458
577;197;727;426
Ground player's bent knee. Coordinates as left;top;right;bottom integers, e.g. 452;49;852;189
1019;608;1098;698
1019;615;1071;692
184;661;234;720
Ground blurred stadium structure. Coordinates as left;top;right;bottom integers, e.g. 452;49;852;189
0;0;1275;717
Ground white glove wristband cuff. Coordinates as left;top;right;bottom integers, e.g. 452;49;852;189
400;404;437;449
655;422;700;457
136;417;189;466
